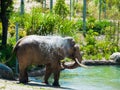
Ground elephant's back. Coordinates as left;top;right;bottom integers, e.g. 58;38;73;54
15;35;65;64
18;35;65;48
15;35;63;58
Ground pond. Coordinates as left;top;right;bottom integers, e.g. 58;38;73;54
60;66;120;90
30;66;120;90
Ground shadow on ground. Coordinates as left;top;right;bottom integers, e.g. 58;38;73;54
19;81;75;90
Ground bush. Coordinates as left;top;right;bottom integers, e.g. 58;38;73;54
53;0;69;18
81;30;99;58
94;20;111;34
36;13;60;35
80;28;119;60
0;44;15;68
57;19;77;36
75;19;83;31
9;6;79;37
75;16;111;34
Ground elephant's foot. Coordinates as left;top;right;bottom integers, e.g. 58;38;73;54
42;81;50;85
19;78;28;84
52;82;60;87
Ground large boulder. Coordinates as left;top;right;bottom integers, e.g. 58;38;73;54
110;52;120;63
0;63;14;80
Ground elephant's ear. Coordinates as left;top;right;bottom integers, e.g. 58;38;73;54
57;47;65;60
64;37;75;47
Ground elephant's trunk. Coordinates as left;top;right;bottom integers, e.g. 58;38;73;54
62;60;78;69
62;45;87;69
62;58;87;69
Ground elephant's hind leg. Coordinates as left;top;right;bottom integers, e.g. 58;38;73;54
19;63;28;84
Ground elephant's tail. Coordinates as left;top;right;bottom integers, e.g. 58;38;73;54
12;38;23;54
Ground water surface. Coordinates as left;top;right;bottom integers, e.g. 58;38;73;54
30;66;120;90
60;66;120;90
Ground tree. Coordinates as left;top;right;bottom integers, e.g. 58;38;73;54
0;0;13;46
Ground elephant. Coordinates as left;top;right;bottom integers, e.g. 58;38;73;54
13;35;84;87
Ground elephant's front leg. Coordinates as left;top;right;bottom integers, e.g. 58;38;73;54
44;64;52;85
52;63;61;87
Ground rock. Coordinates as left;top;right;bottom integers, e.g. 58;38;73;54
82;60;116;65
110;52;120;63
28;68;45;77
0;63;15;80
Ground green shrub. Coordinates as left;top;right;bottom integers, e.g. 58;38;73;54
80;28;119;60
53;0;69;18
57;19;77;36
85;29;98;45
94;20;111;34
75;16;111;34
0;44;15;68
74;2;82;13
75;19;83;31
36;13;60;35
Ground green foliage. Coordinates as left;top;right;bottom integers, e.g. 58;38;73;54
75;16;111;34
80;28;119;60
57;19;77;37
85;30;98;45
9;6;77;37
74;2;82;13
87;17;111;34
93;20;111;34
1;0;14;19
0;44;15;68
36;13;60;35
53;0;69;18
75;19;83;31
81;30;99;58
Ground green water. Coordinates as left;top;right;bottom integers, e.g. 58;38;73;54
30;66;120;90
60;66;120;90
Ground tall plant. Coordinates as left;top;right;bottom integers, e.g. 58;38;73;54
53;0;69;18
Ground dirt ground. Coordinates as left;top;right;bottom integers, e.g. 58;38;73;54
0;79;67;90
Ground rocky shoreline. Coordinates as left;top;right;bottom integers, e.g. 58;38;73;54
0;59;120;80
82;60;120;65
28;60;120;77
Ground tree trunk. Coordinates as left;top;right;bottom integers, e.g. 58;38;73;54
1;16;8;46
1;0;9;46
